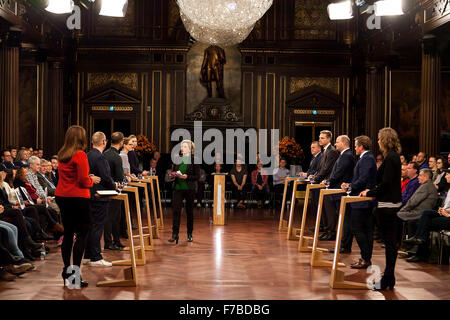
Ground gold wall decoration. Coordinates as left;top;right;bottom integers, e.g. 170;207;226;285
87;73;139;92
290;77;339;94
91;106;134;112
294;0;336;40
294;109;335;115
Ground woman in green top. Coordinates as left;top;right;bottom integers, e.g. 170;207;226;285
169;140;200;244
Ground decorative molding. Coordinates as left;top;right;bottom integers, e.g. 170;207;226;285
87;73;139;92
294;0;336;40
185;98;241;122
290;77;339;95
91;106;134;112
293;109;335;115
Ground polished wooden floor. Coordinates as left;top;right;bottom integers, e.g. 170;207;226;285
0;206;449;300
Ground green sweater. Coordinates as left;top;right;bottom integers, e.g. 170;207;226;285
174;157;189;190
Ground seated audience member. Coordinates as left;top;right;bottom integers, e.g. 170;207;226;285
411;154;417;162
0;219;32;267
428;156;437;176
13;149;29;167
251;161;270;208
128;135;148;177
448;153;450;166
402;162;420;205
401;163;409;193
416;151;429;170
376;153;384;169
8;146;18;162
433;156;445;184
1;150;15;169
397;169;438;237
36;159;56;196
149;158;158;176
13;167;63;237
230;159;248;209
119;137;135;179
403;169;450;262
50;156;59;186
399;154;407;165
38;149;43;159
300;141;322;178
272;158;290;206
27;156;60;213
435;157;449;194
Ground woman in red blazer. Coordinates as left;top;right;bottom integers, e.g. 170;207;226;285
55;126;100;288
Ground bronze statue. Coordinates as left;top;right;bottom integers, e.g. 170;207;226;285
200;45;226;98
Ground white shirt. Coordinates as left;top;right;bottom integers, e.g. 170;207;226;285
323;143;331;152
359;150;369;159
444;192;450;211
2;182;18;205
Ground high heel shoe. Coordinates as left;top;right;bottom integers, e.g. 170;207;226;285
373;275;395;291
187;233;193;242
62;267;88;288
168;234;179;244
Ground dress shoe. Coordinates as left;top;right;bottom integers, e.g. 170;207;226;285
114;242;125;249
403;237;425;246
187;233;193;242
37;231;53;241
373;275;395;291
4;263;32;275
168;233;179;244
104;244;120;251
319;232;336;241
318;232;330;240
350;258;371;269
406;255;422;263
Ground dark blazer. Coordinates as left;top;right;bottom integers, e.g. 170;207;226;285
328;149;355;189
50;170;59;186
367;150;402;203
313;145;339;183
350;151;377;208
103;147;125;182
36;173;56;196
128;150;142;175
306;152;322;176
2;161;15;169
0;188;12;209
172;156;200;191
87;148;116;202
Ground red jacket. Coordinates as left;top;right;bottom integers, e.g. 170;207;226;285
251;170;268;188
401;178;410;193
55;150;93;198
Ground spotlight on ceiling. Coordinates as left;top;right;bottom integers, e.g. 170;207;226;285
374;0;404;16
327;1;353;20
45;0;74;14
99;0;128;17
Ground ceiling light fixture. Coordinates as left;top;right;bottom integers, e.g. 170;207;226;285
45;0;74;14
374;0;403;16
99;0;128;17
327;1;353;20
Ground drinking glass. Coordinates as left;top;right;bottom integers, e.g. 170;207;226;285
117;182;123;194
346;184;352;196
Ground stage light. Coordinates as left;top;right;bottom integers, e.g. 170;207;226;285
45;0;74;14
99;0;128;17
374;0;403;16
327;1;353;20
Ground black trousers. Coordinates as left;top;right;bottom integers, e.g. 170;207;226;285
415;210;450;258
351;207;374;261
172;189;195;235
232;185;246;203
104;199;122;246
310;189;324;228
323;195;338;234
85;200;109;261
375;207;402;277
55;197;92;269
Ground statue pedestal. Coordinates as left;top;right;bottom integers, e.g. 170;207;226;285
185;98;242;122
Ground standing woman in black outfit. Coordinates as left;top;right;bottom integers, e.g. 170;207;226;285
361;127;402;290
168;140;200;244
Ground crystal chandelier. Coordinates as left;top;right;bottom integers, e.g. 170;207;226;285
177;0;273;46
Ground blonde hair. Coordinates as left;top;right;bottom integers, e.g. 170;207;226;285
181;140;194;154
378;127;402;156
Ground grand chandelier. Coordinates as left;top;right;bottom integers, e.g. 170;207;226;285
177;0;273;46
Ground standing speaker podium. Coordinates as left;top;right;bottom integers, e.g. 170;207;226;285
212;173;227;225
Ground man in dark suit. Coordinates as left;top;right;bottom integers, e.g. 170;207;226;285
300;141;322;178
310;130;340;232
84;132;117;266
320;135;355;241
1;149;16;169
103;132;126;250
50;156;59;186
342;136;377;268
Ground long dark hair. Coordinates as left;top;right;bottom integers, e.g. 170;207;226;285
57;126;87;163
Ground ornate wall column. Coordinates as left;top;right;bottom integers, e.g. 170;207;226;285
419;35;440;156
0;38;20;149
44;60;64;157
365;65;389;155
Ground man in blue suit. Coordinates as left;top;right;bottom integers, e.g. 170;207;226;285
300;141;322;178
320;135;355;241
342;135;377;268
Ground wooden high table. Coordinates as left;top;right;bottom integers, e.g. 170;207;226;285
96;192;138;287
284;178;310;240
212;173;227;225
278;177;299;231
128;181;154;251
329;196;375;289
310;188;346;267
140;176;164;238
